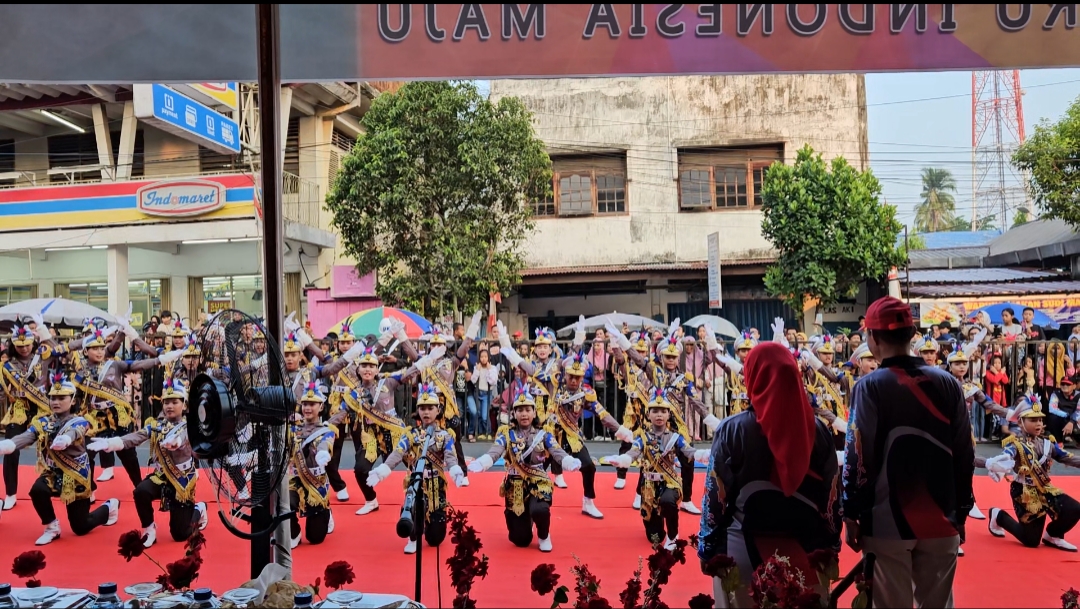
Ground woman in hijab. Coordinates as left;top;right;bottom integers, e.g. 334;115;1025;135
697;342;842;608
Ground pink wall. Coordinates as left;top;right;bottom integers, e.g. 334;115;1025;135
332;266;377;298
305;287;381;337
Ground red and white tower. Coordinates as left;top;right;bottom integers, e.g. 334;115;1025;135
971;70;1028;230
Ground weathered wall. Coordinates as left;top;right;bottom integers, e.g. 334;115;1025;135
490;74;868;270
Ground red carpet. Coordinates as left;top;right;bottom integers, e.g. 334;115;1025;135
1;465;1078;608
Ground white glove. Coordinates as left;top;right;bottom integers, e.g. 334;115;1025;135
468;454;493;473
985;454;1015;483
497;321;513;351
573;314;586;348
716;354;743;375
295;328;313;349
377;319;396;347
0;439;15;455
703;323;720;352
31;313;50;342
465;311;483;341
342;341;366;363
415;345;447;371
50;435;72;451
115;302;134;327
366;463;392;488
391;318;409;343
703;414;722;432
963;384;980;400
771;317;786;345
315;450;332;467
122;323;139;340
251;354;268;369
161;437;181;451
449;465;466;487
606;319;632;351
694;449;711;465
87;437;124;453
800;349;824;371
284;312;300;334
614;425;634;443
159;349;184;365
831;417;848;435
608;454;633;469
561;455;582;472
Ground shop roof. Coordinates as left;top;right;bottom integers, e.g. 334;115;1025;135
983;219;1080;267
906;268;1062;285
520;258;774;277
908;280;1080;298
910;230;1002;249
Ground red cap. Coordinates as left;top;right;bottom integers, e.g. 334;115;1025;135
865;297;913;331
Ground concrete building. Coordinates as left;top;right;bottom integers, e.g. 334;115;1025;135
0;82;392;329
490;74;869;332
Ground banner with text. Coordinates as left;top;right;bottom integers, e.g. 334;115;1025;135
1;5;1079;84
918;295;1080;328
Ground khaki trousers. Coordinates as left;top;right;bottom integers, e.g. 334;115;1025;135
862;535;959;608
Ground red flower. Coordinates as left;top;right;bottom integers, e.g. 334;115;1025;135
688;594;713;609
156;573;170;590
1064;588;1080;609
324;561;356;590
702;554;736;577
531;564;561;596
165;555;202;590
26;579;41;589
618;564;642;609
118;530;146;562
186;531;207;556
585;599;613;609
11;551;46;579
446;508;489;609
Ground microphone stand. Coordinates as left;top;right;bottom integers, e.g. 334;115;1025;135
399;427;434;604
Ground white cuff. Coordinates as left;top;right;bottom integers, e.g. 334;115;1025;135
703;414;722;431
831;418;848;435
449;465;465;486
36;326;52;342
561;455;581;472
373;463;392;481
476;454;494;471
315;450;332;467
107;437;125;452
609;454;633;469
615;425;634;443
693;449;711;465
296;329;313;349
505;350;523;368
0;439;15;455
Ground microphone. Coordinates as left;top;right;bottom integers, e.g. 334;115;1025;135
396;424;437;539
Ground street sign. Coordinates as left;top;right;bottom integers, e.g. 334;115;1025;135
132;84;240;155
173;83;240;111
708;232;721;309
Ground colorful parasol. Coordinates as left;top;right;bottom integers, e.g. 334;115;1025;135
332;307;433;340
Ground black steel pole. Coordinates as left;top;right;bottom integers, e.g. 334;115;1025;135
252;2;282;581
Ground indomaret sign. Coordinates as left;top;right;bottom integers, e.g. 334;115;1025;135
0;4;1077;84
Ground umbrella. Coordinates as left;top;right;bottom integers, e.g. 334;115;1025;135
0;297;116;328
332;307;432;340
683;314;741;339
966;302;1059;329
555;312;666;337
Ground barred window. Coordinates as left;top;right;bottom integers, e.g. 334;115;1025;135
534;153;628;218
677;145;783;211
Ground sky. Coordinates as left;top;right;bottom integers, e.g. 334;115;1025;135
866;68;1080;230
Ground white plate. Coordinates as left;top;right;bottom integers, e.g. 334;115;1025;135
14;586;59;602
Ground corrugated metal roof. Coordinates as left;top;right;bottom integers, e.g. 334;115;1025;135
909;280;1080;298
908;246;989;261
520;258;773;277
987;219;1077;256
907;268;1061;284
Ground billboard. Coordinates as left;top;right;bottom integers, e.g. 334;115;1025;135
0;5;1078;83
132;84;241;154
918;295;1080;328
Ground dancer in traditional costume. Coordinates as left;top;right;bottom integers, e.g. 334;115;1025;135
609;387;707;549
368;382;466;554
2;322;51;511
306;322;362;502
72;324;183;489
986;396;1080;551
605;319;708;515
286;383;340;548
914;336;941;366
0;374;121;545
89;376;207;547
612;332;652;489
469;384;581;552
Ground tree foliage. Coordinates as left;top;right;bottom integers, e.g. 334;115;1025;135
914;167;958;233
1012;208;1030;227
326;81;551;315
946;214;996;232
1013;95;1080;228
760;145;906;315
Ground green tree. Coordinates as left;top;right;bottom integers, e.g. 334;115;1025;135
1012;208;1030;227
1013;95;1080;227
946;214;996;231
899;234;927;260
914;167;958;232
760;145;906;316
326;81;552;316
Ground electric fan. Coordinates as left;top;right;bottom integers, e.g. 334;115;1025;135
186;309;295;577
